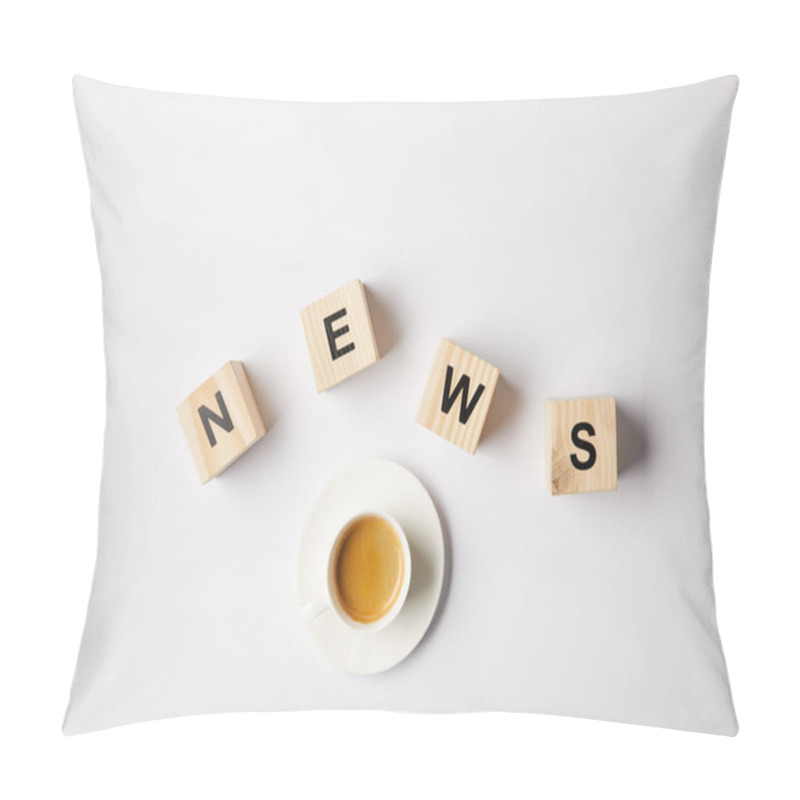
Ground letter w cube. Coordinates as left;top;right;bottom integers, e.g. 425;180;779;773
417;339;499;454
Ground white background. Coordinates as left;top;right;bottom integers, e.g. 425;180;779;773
0;1;797;797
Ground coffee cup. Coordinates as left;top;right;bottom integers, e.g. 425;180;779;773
323;511;412;632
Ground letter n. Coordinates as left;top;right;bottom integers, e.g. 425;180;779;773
198;391;234;447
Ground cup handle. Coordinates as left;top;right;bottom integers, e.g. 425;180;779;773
301;596;330;622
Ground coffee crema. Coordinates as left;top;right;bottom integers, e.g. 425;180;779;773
332;515;405;624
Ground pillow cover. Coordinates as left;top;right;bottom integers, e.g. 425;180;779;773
65;75;738;735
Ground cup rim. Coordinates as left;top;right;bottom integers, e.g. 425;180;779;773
326;510;411;633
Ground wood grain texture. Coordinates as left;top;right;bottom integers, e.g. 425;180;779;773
176;360;267;483
416;339;499;454
300;279;380;392
546;396;617;495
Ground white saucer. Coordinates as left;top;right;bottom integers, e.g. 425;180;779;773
298;458;445;675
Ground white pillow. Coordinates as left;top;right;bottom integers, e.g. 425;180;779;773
65;75;738;735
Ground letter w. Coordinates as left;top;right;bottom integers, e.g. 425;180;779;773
441;365;485;424
198;391;234;447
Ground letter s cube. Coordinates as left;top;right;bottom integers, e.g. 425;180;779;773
545;396;617;495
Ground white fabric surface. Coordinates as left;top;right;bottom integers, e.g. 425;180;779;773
65;75;738;735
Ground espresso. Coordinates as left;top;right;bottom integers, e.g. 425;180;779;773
333;515;405;624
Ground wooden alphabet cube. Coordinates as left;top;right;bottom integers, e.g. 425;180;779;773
300;279;380;392
176;361;267;483
416;339;499;454
546;396;617;495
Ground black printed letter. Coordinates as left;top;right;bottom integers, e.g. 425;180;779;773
324;308;356;361
441;365;486;424
198;391;234;448
570;422;597;470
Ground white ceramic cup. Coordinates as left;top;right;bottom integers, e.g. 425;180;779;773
325;511;412;633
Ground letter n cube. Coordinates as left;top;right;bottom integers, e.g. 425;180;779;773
300;279;380;391
176;361;267;483
545;396;617;495
416;339;499;454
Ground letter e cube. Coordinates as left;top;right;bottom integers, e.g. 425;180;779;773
300;279;380;391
